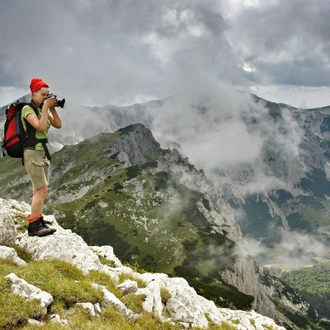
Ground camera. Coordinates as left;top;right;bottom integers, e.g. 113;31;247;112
45;93;66;108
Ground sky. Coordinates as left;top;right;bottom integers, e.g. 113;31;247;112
1;0;330;109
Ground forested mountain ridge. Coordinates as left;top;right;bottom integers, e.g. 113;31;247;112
280;262;330;321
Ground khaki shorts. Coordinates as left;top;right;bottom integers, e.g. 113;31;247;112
24;149;50;190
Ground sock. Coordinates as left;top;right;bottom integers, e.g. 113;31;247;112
27;214;41;223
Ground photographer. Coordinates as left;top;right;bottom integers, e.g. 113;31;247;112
22;77;63;237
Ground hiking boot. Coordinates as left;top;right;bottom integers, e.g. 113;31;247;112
40;217;57;234
28;218;53;237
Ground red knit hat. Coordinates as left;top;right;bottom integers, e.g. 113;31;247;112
30;78;49;93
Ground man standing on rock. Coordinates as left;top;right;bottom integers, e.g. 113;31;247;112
22;78;62;236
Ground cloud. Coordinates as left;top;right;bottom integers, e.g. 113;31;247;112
0;0;262;106
243;230;330;268
227;0;330;87
149;79;305;197
1;1;330;107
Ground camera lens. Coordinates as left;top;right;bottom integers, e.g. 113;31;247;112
57;98;66;108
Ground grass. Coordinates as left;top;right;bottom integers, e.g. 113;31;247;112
0;256;244;330
160;287;172;305
0;259;45;329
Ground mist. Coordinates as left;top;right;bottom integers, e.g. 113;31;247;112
149;78;305;198
243;230;330;269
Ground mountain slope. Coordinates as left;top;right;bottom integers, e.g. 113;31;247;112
0;123;320;328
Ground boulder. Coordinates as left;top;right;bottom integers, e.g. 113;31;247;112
5;273;54;316
18;226;101;275
0;210;17;245
93;283;138;322
0;246;27;266
117;280;138;295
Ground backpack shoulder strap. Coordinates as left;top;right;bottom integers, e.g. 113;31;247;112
24;103;52;161
22;102;39;122
28;102;39;115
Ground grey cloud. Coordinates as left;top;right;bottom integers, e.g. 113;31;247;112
0;54;22;86
243;230;329;268
0;0;248;105
256;58;330;87
229;0;330;87
1;0;330;106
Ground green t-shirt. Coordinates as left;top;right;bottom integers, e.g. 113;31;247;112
21;105;51;151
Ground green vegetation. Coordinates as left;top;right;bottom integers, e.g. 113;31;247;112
0;260;44;329
274;301;317;330
280;262;330;319
185;277;254;310
0;256;243;330
48;164;249;310
0;258;104;329
160;287;172;304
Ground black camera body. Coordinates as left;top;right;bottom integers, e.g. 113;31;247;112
45;93;66;108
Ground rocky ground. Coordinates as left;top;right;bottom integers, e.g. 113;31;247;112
0;197;286;329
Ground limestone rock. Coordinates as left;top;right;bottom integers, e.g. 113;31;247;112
0;198;30;214
76;302;100;317
93;283;138;322
90;245;123;267
221;309;287;330
117;280;138;295
17;226;101;275
99;263;134;283
0;210;17;245
166;298;195;324
221;255;277;319
49;314;68;325
28;319;42;326
0;246;27;266
135;273;223;328
111;124;160;165
5;273;53;316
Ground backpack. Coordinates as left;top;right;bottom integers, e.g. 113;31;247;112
2;101;51;162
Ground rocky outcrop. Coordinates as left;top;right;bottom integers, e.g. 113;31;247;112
111;124;161;165
6;273;54;314
0;246;27;266
18;217;101;275
0;197;286;329
0;209;17;245
221;256;277;318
